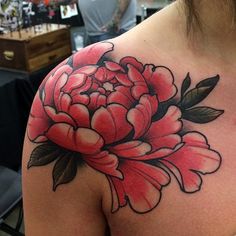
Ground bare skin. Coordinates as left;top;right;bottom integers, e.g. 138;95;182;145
22;1;236;235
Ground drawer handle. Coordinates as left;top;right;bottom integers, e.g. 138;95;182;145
3;51;14;61
47;41;55;46
48;55;57;61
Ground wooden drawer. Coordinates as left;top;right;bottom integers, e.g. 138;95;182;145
0;24;71;73
0;40;27;70
26;28;71;59
28;45;71;72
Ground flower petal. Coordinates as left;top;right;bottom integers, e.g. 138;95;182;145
128;64;148;100
59;93;72;112
104;61;125;72
143;65;177;102
27;92;50;141
75;65;98;75
62;73;87;93
88;92;107;110
109;160;170;213
92;104;132;144
120;56;144;72
73;42;114;68
159;132;222;192
46;124;104;154
68;104;90;128
85;151;122;178
115;73;133;87
72;93;90;105
110;141;151;158
107;86;135;109
144;106;182;151
53;73;69;110
44;106;76;127
94;67;108;83
44;65;72;106
127;95;158;139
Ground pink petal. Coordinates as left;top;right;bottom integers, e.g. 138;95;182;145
59;93;72;112
91;104;132;144
107;86;135;109
46;124;104;154
107;176;125;212
85;151;122;178
94;67;107;83
144;106;182;151
88;92;107;110
182;133;209;148
34;135;48;142
75;65;98;75
27;93;50;141
104;61;125;72
73;42;114;68
115;73;133;87
109;141;151;158
53;73;69;110
143;65;177;102
136;147;179;161
90;81;100;92
72;93;90;105
127;95;158;139
44;106;76;127
97;87;106;94
120;56;144;72
128;64;148;100
160;132;222;192
109;160;170;213
62;73;86;93
68;104;90;128
44;65;72;106
70;77;92;96
106;70;116;81
148;94;159;115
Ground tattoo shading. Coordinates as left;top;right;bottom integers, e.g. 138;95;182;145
27;42;223;214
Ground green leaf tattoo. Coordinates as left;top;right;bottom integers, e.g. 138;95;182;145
182;106;224;123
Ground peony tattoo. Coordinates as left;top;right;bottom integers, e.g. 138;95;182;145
27;42;223;214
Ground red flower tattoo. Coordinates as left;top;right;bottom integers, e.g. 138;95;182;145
27;42;223;214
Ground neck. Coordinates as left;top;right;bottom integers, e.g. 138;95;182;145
193;1;235;37
178;0;236;61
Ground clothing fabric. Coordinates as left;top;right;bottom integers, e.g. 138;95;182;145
87;28;126;45
79;0;136;36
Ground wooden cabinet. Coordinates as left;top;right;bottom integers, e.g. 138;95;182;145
0;24;71;72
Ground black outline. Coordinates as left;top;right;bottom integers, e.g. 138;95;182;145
181;72;191;99
180;74;220;110
158;131;222;194
108;164;171;214
52;153;78;191
182;106;224;124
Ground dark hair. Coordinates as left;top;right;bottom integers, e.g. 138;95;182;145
184;0;200;33
184;0;236;33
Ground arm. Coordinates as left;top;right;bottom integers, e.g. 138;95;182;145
22;139;107;236
104;0;131;32
22;48;111;235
